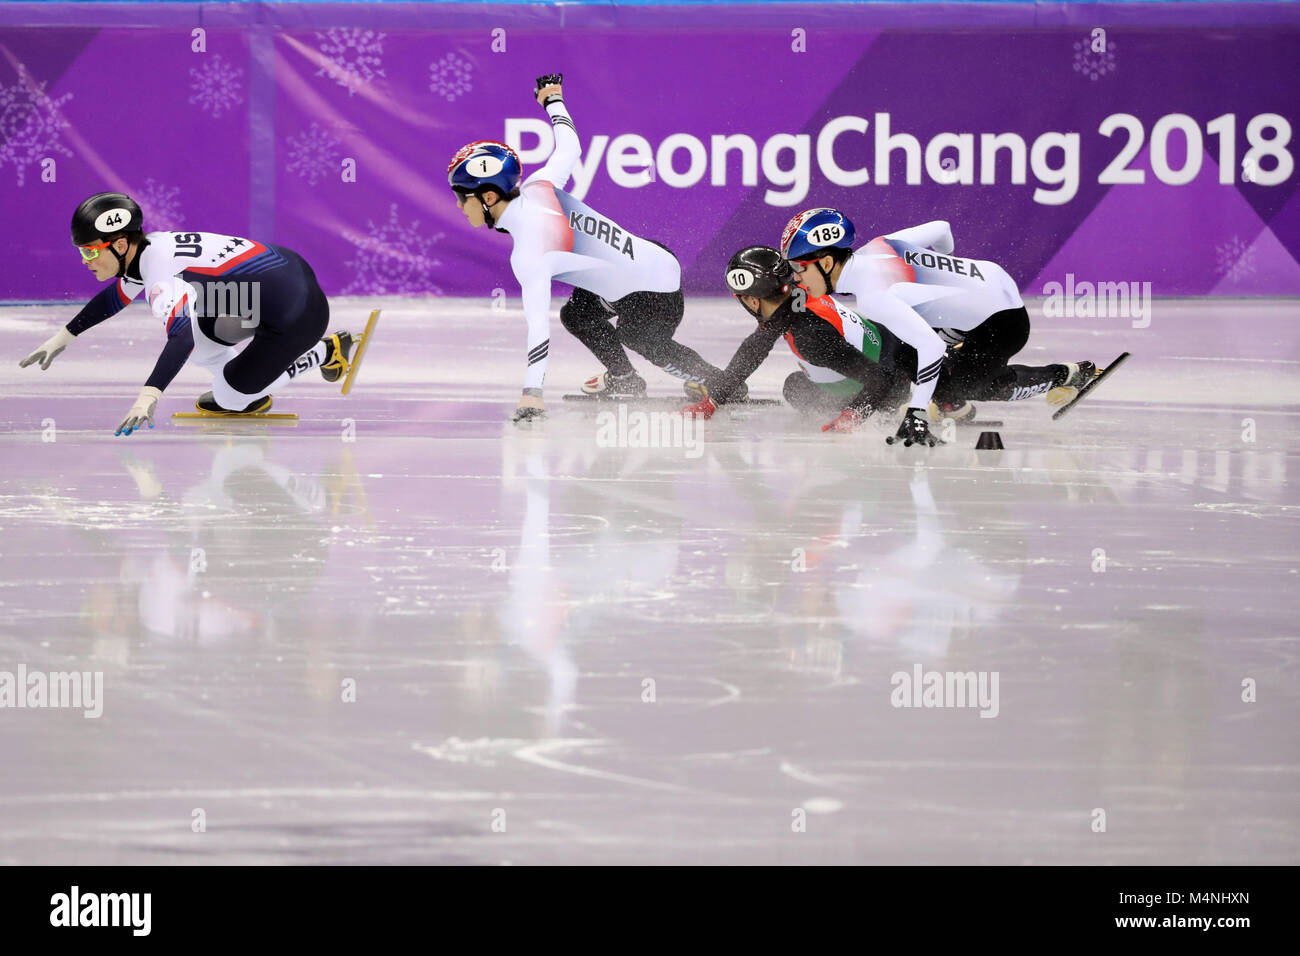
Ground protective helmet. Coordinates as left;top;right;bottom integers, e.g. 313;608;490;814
779;207;855;261
71;192;143;246
725;246;795;319
447;141;522;199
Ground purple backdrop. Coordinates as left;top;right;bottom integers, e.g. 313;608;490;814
2;3;1299;302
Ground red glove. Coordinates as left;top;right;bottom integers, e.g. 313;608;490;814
682;396;717;419
822;407;864;433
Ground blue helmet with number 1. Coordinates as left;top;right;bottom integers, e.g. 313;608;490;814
447;140;522;197
779;208;856;261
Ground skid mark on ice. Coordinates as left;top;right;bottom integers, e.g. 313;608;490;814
0;787;503;806
512;740;700;794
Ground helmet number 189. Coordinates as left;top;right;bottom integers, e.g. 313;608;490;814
810;224;844;245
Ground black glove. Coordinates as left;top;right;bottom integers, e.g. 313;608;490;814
886;408;942;447
535;73;564;106
512;405;546;425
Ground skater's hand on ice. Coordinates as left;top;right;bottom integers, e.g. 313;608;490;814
512;390;545;425
19;327;75;371
682;396;716;420
886;408;942;447
115;386;162;437
535;73;564;106
822;407;865;433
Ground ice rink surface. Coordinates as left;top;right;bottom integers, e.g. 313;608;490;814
0;295;1297;865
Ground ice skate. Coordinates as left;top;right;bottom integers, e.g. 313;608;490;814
340;309;381;395
580;369;646;399
929;400;977;423
1046;361;1098;407
194;390;273;415
320;331;355;383
684;379;747;404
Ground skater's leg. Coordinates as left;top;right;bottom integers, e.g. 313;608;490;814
934;307;1066;403
614;290;722;382
191;316;241;379
211;257;330;409
783;371;859;416
560;288;636;376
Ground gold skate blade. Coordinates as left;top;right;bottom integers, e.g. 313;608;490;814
341;309;380;396
173;411;299;423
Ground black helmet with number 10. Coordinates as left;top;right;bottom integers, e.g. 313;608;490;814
724;246;795;319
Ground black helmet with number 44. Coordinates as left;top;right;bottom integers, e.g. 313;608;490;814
725;246;795;319
71;192;143;246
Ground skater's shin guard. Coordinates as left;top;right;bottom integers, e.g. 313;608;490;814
978;364;1067;402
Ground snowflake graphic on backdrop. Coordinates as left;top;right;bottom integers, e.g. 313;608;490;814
285;123;343;186
429;53;474;102
188;54;245;118
1073;36;1118;81
316;29;386;96
342;204;443;296
0;66;73;186
1215;236;1257;284
136;178;184;232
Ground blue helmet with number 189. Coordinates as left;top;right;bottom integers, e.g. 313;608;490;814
779;208;856;261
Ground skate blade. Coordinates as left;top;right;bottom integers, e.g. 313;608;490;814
341;309;380;395
173;411;299;422
1052;352;1130;421
562;394;780;407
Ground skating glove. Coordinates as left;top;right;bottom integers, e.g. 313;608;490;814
535;73;564;106
886;407;942;447
116;386;162;436
822;407;865;433
682;396;716;420
19;327;75;371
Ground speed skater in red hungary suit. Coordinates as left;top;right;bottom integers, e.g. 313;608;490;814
778;209;1099;446
18;192;359;434
681;246;914;427
446;73;726;425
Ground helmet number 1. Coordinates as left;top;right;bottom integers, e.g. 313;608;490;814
470;156;504;177
810;224;844;246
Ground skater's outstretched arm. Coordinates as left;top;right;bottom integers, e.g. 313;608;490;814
116;287;194;436
18;279;141;371
709;323;783;402
528;74;581;189
884;220;953;254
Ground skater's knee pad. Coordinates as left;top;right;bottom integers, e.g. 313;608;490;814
559;300;584;332
783;371;836;413
212;314;256;344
